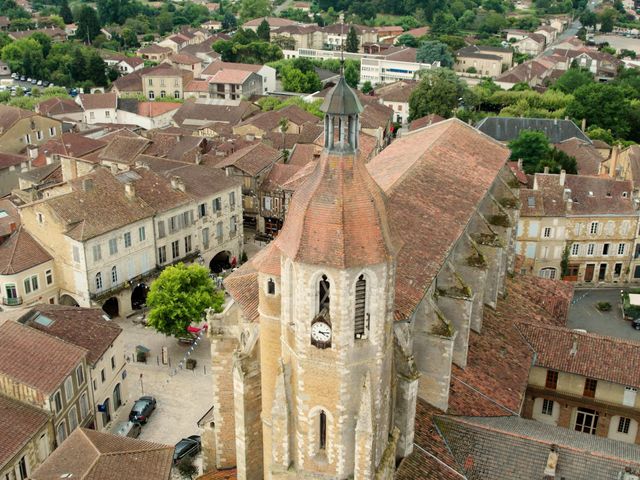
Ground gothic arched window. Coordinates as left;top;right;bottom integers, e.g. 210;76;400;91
354;274;367;339
267;278;275;295
319;410;327;450
95;272;103;290
318;275;330;314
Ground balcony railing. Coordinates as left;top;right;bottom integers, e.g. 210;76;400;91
2;296;23;306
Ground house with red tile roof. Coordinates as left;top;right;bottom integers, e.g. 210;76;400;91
117;98;182;130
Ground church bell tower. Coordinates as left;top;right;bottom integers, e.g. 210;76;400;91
257;76;399;479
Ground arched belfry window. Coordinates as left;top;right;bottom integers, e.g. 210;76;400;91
319;411;327;450
318;275;330;314
267;278;275;295
354;274;367;339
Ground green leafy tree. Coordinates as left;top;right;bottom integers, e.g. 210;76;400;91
416;41;453;67
281;64;322;93
147;263;223;338
257;18;270;41
552;67;593;93
346;26;359;53
409;68;468;119
395;33;418;47
431;12;458;35
508;130;552;173
86;51;108;86
222;11;237;30
157;12;173;35
586;126;615;144
580;10;597;29
344;60;359;88
361;80;373;93
479;12;508;34
30;32;52;57
566;83;632;139
76;5;102;44
598;8;617;33
60;0;73;24
121;28;139;48
238;0;270;22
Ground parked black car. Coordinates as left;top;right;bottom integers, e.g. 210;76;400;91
632;319;640;330
128;396;156;424
173;435;201;464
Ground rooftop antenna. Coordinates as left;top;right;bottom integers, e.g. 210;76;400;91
340;16;345;76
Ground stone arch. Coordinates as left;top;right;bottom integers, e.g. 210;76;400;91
131;283;149;310
209;250;231;273
102;297;119;318
59;294;79;307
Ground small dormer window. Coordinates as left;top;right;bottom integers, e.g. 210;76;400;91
623;192;629;198
267;278;275;295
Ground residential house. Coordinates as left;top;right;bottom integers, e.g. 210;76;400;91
208;70;263;101
0;105;62;155
202;19;222;31
19;167;157;317
201;62;276;95
376;25;404;44
535;25;559;44
158;33;191;53
476;116;591;144
172;101;258;130
232;105;320;139
215;142;283;230
35;98;83;123
516;172;640;283
551;48;623;81
164;52;203;78
141;65;193;100
18;305;127;432
116;160;244;273
242;16;301;32
0;227;57;309
257;163;303;237
0;16;10;30
456;45;512;71
179;40;220;66
408;113;445;131
360;101;394;152
494;57;556;89
321;23;378;52
373;80;417;124
512;33;547;56
31;428;173;480
136;44;172;62
504;28;531;41
603;144;640;185
273;24;324;50
0;321;92;446
8;27;66;42
77;93;118;125
0;60;10;77
116;57;144;74
555;137;603;176
0;395;53;480
0;152;29;196
455;47;504;77
184;79;210;99
521;323;640;444
116;99;181;130
293;1;311;11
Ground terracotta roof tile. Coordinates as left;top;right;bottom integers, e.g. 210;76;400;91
0;151;26;169
409;114;446;131
0;321;87;396
215;142;282;176
260;163;303;192
99;135;150;164
367;119;510;320
78;92;117;110
210;69;254;84
0;226;52;274
518;322;640;388
185;80;210;92
31;428;173;480
202;61;262;77
20;305;122;366
235;106;320;133
555;137;603;176
374;80;418;103
173;101;258;128
0;394;50;469
36;97;82;117
0;104;35;132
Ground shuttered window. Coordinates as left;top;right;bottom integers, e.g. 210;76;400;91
354;275;367;339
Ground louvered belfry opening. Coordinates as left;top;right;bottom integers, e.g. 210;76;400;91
354;274;366;339
319;275;330;314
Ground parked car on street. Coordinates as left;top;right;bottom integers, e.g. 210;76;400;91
632;319;640;330
173;435;201;464
114;421;142;438
128;396;156;424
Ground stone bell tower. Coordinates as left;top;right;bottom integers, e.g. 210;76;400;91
257;76;399;479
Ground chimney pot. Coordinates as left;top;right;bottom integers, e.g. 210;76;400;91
517;158;523;170
544;166;550;174
559;169;566;186
570;334;578;355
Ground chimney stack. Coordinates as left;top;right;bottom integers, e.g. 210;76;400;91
544;166;550;174
517;158;523;170
124;182;135;199
609;145;620;178
543;445;559;479
559;169;566;186
570;334;578;356
27;145;38;160
110;163;119;174
581;118;587;131
82;178;93;192
171;176;186;192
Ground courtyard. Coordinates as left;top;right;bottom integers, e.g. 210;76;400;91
568;287;640;340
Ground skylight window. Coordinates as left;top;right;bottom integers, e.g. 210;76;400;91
0;210;7;218
34;314;54;327
527;196;535;207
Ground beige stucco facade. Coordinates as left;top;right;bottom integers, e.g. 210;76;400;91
0;259;58;310
90;336;128;432
0;116;62;155
0;419;54;480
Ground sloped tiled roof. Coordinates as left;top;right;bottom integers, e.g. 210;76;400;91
79;92;117;110
0;104;35;132
435;415;640;479
0;151;26;169
31;428;173;480
555;137;603;176
374;80;417;103
518;322;640;388
260;163;303;192
409;114;446;131
0;227;52;275
0;321;86;396
209;68;254;85
235;105;320;133
0;394;50;470
476;116;590;144
367;119;510;321
202;61;262;77
99;135;150;164
37;97;83;117
20;304;122;366
173;101;258;128
216;142;282;176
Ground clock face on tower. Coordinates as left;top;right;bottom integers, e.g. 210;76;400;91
311;321;332;348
